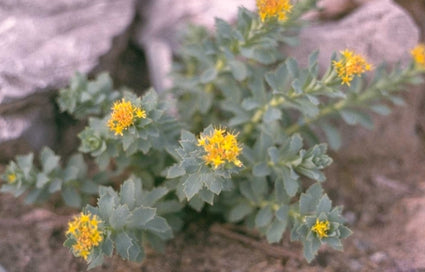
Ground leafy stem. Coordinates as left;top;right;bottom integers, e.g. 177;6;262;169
284;65;421;135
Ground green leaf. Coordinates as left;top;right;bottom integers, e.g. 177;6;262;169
291;79;303;94
16;153;34;179
142;187;168;206
265;63;288;92
299;184;323;215
266;219;286;243
340;109;374;129
40;147;60;174
180;130;196;143
339;225;353;239
80;180;99;194
274;178;289;204
156;200;183;214
276;205;289;224
263;107;282;123
200;67;217;84
61;186;81;208
268;146;280;164
241;98;260;111
288;134;303;154
122;134;134;151
98;187;118;219
199;188;215;205
286;58;299;77
255;206;273;228
228;202;253;222
36;172;50;188
166;164;186;179
115;231;133;259
145;216;172;233
308;50;319;70
389;96;405;106
120;179;136;210
371;104;391;116
323;237;343;251
229;60;248;81
306;183;323;200
25;188;42;204
183;174;203;200
283;177;299;197
49;178;63;193
127;206;156;228
141;89;158;112
202;174;222;195
321;122;342;150
102;237;114;256
87;250;104;270
197;90;213;114
109;205;131;229
145;232;166;253
188;195;205;212
240;46;279;65
296;167;325;182
63;237;76;248
63;166;79;182
316;195;332;214
253;162;271;177
303;240;315;263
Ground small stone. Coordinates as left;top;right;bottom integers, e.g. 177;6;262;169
353;238;373;253
370;251;388;264
344;211;357;225
348;259;363;271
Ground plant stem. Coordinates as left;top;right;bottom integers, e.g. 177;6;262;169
284;67;420;135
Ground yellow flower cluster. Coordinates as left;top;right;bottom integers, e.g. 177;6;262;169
198;128;243;169
107;98;146;136
7;173;16;184
333;49;372;86
66;212;103;260
411;44;425;69
311;219;330;239
256;0;293;22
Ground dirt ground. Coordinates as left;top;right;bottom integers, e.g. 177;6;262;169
1;1;425;271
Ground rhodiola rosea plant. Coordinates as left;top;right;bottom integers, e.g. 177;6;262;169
1;0;424;269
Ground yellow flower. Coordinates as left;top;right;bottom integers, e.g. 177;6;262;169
107;98;146;136
411;44;425;69
333;49;372;86
256;0;293;22
7;173;16;184
198;128;242;169
66;212;103;260
311;219;330;239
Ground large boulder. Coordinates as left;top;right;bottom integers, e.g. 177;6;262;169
285;0;419;67
0;0;136;160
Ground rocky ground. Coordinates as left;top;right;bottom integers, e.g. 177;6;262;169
1;0;425;271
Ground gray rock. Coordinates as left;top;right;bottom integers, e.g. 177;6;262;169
136;0;256;91
0;0;135;159
285;0;419;68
